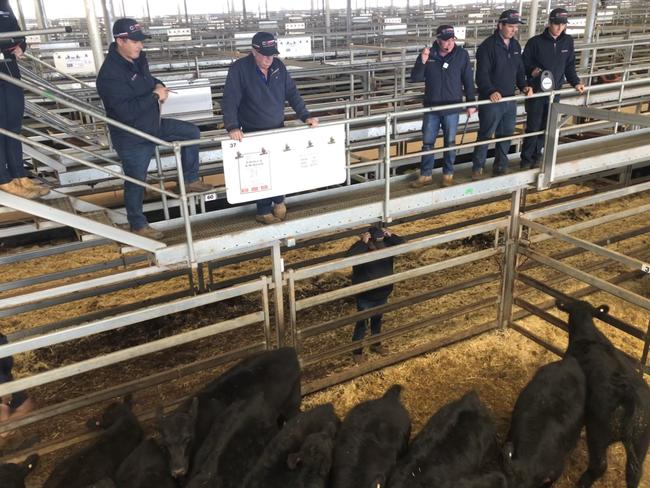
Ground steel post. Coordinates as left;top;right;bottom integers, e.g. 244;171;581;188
581;0;599;69
84;0;105;74
497;189;523;328
325;0;331;49
271;242;285;346
14;0;26;30
102;0;116;47
384;113;392;222
538;97;560;190
528;0;539;39
174;144;197;268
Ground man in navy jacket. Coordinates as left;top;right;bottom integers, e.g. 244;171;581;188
520;8;584;169
97;18;213;239
472;10;532;178
221;32;318;225
0;0;49;199
410;25;476;188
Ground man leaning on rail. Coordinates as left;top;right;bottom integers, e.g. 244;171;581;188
220;32;319;225
472;10;533;179
520;8;585;170
96;18;213;240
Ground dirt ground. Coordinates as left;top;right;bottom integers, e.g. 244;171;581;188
0;183;648;487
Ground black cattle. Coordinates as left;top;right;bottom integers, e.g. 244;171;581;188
557;298;650;488
185;393;279;488
44;395;143;488
330;384;411;488
388;391;500;488
157;347;301;478
115;438;176;488
244;403;340;488
456;471;508;488
0;454;38;488
504;356;586;488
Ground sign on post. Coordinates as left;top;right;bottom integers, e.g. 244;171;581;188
222;124;346;204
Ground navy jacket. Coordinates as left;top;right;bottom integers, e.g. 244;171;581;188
221;54;311;133
0;1;26;79
410;43;476;114
96;43;165;147
475;31;527;100
347;234;405;302
523;28;581;92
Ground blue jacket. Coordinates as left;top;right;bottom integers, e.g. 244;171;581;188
0;1;26;79
221;54;311;133
96;43;165;147
410;43;476;114
475;31;527;100
523;28;581;92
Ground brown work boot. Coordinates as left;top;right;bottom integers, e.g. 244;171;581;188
18;177;50;197
131;225;164;240
186;180;214;193
370;343;389;355
0;179;40;199
472;168;484;181
441;174;454;187
273;202;287;221
410;175;433;188
255;214;281;225
352;352;365;365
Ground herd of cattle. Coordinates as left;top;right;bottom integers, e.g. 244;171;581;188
1;298;649;488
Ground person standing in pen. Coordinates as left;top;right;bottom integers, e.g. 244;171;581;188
0;0;49;199
221;32;319;225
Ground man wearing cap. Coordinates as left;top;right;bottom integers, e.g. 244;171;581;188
97;18;213;240
520;8;585;169
472;10;532;178
410;25;476;188
221;32;319;225
346;227;405;364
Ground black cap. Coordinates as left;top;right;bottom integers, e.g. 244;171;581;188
499;9;525;24
112;18;151;41
436;25;455;40
252;32;280;56
368;227;385;241
549;8;569;24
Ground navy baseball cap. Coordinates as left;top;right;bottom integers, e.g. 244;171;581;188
252;32;280;56
499;9;525;24
549;8;569;24
436;25;455;41
113;18;151;41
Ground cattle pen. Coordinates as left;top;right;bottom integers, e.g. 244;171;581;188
0;1;649;486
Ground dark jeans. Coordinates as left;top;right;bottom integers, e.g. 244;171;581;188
0;81;26;185
521;96;552;167
352;295;388;355
257;195;285;216
420;111;459;176
115;118;200;230
472;100;517;174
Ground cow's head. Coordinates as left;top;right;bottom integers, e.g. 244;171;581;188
156;396;199;478
555;298;609;317
0;454;38;488
503;442;553;488
86;394;134;431
286;422;337;478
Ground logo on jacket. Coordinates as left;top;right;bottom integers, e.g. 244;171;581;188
131;74;138;81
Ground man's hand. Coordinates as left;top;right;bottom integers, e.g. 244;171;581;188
531;67;543;78
523;86;533;96
153;85;169;103
10;45;24;60
489;91;502;103
421;47;430;64
383;228;392;238
306;117;319;128
466;107;477;118
229;129;244;142
574;83;585;94
361;232;371;244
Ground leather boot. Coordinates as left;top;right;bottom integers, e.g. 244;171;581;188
0;179;39;199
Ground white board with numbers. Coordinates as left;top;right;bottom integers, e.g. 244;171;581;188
222;124;346;204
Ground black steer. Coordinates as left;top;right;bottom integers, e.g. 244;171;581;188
557;298;650;488
456;471;508;488
388;391;500;488
503;356;586;488
157;346;301;479
115;438;176;488
0;454;38;488
44;395;142;488
243;403;340;488
330;384;411;488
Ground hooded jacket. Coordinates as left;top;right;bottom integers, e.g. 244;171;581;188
220;53;311;133
410;42;476;115
0;1;26;79
523;28;581;92
96;43;165;147
475;30;527;100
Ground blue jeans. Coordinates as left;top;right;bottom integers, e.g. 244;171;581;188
256;195;285;216
420;111;459;176
352;295;388;354
0;81;26;184
472;101;517;174
115;118;200;230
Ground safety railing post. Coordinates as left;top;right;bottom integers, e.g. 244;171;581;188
497;189;523;329
538;97;561;191
174;143;197;268
271;242;285;346
154;147;171;220
383;113;392;223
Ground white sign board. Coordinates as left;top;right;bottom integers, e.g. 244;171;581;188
454;26;467;41
277;36;312;58
53;49;96;75
222;124;346;204
160;78;213;121
168;28;192;41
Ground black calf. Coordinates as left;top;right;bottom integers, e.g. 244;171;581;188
115;438;176;488
0;454;38;488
